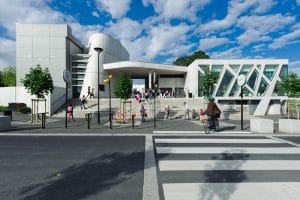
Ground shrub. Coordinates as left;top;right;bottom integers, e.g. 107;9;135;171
0;105;9;112
19;106;31;114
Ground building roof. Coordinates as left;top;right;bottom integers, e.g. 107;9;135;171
103;61;187;76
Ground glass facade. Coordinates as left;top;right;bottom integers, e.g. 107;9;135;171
264;65;278;80
247;70;258;90
216;70;234;96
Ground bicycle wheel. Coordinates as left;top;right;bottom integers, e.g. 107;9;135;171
215;119;219;132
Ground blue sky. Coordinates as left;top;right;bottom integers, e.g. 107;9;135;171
0;0;300;73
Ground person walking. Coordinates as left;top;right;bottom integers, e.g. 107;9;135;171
67;103;75;122
165;105;171;120
140;104;146;122
80;95;87;109
204;97;221;131
183;102;190;120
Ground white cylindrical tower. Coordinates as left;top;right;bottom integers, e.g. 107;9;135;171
80;33;129;98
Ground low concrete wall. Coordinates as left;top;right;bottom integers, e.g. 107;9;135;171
250;118;274;133
279;119;300;134
0;116;11;131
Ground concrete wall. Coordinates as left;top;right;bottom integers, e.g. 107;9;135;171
159;78;185;89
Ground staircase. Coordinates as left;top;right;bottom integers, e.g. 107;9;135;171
52;97;255;120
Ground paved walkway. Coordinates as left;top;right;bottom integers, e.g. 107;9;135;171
4;112;293;134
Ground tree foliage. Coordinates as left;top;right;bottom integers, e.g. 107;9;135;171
0;66;16;86
173;50;210;66
280;72;300;97
203;70;218;98
21;65;54;98
114;73;132;100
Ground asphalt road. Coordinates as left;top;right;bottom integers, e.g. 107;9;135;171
0;136;145;200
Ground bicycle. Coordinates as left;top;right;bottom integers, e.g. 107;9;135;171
201;116;219;134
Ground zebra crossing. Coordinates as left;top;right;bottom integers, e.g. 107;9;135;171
153;135;300;200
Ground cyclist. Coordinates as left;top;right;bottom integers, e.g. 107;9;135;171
204;97;221;132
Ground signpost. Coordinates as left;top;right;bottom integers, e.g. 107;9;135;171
63;69;71;129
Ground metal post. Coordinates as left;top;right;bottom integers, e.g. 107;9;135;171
65;82;68;129
97;51;100;125
109;80;112;129
154;88;156;129
241;86;244;130
94;47;103;125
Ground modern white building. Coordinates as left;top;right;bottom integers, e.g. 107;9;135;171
10;23;289;115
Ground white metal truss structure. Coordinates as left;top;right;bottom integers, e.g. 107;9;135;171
188;59;288;116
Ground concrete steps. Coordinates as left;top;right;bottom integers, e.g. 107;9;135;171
52;98;254;120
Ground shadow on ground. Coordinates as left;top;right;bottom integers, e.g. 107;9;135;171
20;152;144;200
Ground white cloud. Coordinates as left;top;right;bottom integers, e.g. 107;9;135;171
237;14;295;46
297;0;300;6
199;37;230;51
269;28;300;49
253;0;276;14
95;0;131;19
199;0;276;33
142;0;210;21
210;47;242;59
92;11;99;18
105;18;143;41
0;37;15;68
0;0;75;37
69;23;103;45
145;23;192;59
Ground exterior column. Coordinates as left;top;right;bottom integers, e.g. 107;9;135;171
149;72;152;89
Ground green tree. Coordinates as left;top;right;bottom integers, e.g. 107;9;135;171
0;70;4;87
203;70;218;98
114;73;132;100
21;65;54;98
280;72;300;97
1;66;16;86
173;50;210;66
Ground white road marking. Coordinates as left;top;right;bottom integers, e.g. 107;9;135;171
159;160;300;171
163;182;300;200
155;138;281;144
156;147;300;154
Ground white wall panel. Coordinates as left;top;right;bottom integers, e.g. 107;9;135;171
16;36;32;47
16;48;32;58
33;36;49;48
32;24;49;36
33;48;49;58
50;25;68;36
50;37;66;48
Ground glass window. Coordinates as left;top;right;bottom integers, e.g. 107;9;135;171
243;87;254;97
72;74;85;79
199;65;209;72
229;64;240;72
264;65;278;80
229;80;239;96
240;64;253;75
257;78;268;96
72;68;86;73
279;65;288;79
72;80;83;85
216;70;234;96
198;71;204;97
247;70;258;90
272;81;284;96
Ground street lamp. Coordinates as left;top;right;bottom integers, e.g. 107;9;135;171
104;74;112;129
237;74;246;130
94;47;103;125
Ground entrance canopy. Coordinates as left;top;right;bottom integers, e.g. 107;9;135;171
103;61;187;76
